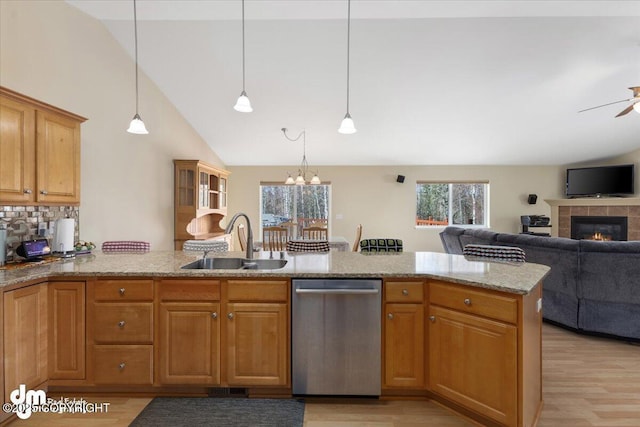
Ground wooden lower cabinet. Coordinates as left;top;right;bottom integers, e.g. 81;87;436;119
383;280;426;390
87;279;154;385
3;283;48;398
384;303;425;388
225;302;288;386
429;304;518;426
157;302;220;384
48;281;85;380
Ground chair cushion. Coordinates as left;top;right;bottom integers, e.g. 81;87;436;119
286;240;330;252
359;238;403;252
182;240;229;253
101;241;150;253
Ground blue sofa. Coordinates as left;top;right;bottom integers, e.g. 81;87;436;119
440;226;640;341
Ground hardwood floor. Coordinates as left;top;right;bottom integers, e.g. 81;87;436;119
9;323;640;426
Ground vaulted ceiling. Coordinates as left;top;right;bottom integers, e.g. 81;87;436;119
67;0;640;166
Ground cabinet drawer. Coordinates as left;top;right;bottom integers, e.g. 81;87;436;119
385;281;424;303
92;303;153;343
227;280;289;302
93;345;153;384
94;280;153;301
158;279;220;301
429;281;517;324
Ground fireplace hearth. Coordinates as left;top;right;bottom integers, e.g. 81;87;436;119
570;216;628;241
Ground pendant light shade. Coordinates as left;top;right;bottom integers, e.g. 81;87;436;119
127;113;149;134
338;113;356;134
338;0;356;134
234;0;252;112
234;91;253;112
127;0;148;134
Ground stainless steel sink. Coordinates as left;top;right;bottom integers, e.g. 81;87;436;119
181;257;287;270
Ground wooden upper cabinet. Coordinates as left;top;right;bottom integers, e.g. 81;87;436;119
0;86;86;205
36;110;81;204
0;95;35;203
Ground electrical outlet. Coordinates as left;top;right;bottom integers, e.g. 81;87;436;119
537;298;542;313
37;222;47;237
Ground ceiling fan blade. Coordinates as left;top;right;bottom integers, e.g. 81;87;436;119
615;104;635;117
578;98;631;113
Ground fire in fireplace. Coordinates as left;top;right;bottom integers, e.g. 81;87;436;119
570;216;628;241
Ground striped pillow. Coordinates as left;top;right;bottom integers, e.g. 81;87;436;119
463;244;525;262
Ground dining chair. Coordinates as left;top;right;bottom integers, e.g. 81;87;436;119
359;238;403;253
279;221;299;239
352;224;363;252
263;226;288;251
237;223;247;252
302;226;328;240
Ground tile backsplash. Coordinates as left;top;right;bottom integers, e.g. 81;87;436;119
0;205;79;261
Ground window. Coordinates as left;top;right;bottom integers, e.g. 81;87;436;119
416;182;489;227
260;184;331;238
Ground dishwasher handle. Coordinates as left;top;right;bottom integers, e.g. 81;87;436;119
295;288;379;295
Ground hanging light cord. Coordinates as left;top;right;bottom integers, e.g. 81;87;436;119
133;0;140;114
241;0;246;92
282;128;309;175
345;0;351;114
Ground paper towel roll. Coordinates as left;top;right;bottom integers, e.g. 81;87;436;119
54;218;75;253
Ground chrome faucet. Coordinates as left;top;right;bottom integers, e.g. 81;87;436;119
224;213;254;260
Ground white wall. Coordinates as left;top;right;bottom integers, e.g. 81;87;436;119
227;165;565;252
0;1;224;250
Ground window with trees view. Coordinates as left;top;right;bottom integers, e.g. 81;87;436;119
416;182;489;227
260;184;330;238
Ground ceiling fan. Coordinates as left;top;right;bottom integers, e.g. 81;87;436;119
578;86;640;117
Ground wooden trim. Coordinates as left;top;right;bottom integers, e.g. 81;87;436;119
0;86;87;122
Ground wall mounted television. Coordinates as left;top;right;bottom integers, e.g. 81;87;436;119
566;164;635;198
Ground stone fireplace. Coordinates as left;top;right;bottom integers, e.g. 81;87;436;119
570;216;628;241
546;198;640;241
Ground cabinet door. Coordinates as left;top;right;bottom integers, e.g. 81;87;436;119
49;281;85;379
429;305;517;426
36;109;81;204
158;302;220;384
0;96;35;203
384;303;425;388
4;284;48;398
226;302;289;386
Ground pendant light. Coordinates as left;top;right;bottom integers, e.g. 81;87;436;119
127;0;148;134
338;0;356;134
282;128;321;185
234;0;253;112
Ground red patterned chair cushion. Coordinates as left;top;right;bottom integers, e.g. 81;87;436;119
101;241;150;253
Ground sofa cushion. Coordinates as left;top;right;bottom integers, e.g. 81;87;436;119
439;226;466;254
458;229;498;247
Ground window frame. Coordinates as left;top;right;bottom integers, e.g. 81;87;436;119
415;180;490;229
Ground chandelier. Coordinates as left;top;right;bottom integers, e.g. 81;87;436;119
281;128;321;185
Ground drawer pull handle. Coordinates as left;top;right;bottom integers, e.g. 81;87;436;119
429;316;436;322
40;190;48;195
211;312;218;319
119;288;126;296
227;313;234;320
387;313;394;320
118;362;126;370
118;320;126;328
464;298;471;306
24;189;33;194
402;289;409;296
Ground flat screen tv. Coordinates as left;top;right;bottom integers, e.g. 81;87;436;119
566;164;635;197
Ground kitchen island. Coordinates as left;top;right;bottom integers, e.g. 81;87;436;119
1;251;549;427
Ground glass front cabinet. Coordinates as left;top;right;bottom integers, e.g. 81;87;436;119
174;160;230;250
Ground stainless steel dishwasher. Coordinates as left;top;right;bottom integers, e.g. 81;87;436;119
292;279;381;396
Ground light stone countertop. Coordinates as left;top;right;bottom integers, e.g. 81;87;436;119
0;250;549;295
